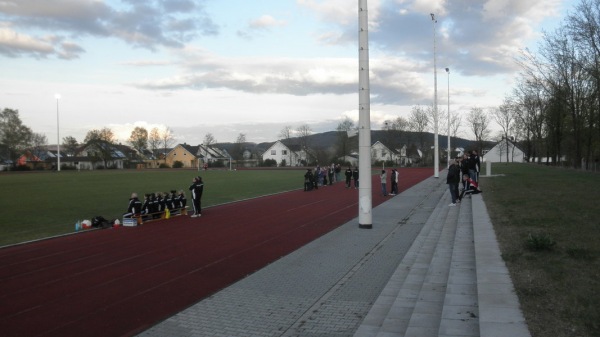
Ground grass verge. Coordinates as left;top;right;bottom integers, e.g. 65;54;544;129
482;163;599;337
0;169;304;246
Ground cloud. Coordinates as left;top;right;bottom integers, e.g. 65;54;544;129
249;15;287;30
0;0;219;57
0;27;85;58
301;0;563;77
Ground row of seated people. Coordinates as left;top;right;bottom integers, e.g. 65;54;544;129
123;190;187;219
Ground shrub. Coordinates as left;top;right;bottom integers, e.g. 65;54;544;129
159;163;170;169
526;232;556;251
173;161;184;168
263;159;277;167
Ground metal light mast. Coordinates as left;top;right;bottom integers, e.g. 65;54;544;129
446;67;450;167
358;0;372;229
431;13;439;178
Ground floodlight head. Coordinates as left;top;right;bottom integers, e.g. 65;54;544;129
55;94;61;100
430;13;435;20
445;67;449;73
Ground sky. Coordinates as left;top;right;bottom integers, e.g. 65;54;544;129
0;0;575;145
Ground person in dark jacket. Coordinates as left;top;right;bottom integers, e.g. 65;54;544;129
304;169;314;191
468;150;481;182
344;167;353;188
352;167;359;189
189;176;204;217
140;193;151;215
446;159;461;206
123;193;142;218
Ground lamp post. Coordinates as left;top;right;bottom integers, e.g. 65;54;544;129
431;13;439;178
55;94;61;172
446;67;450;167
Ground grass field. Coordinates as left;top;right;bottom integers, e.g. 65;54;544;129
0;169;305;246
483;163;600;337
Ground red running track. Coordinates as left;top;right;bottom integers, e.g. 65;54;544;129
0;168;431;337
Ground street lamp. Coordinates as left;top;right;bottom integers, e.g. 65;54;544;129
431;13;439;178
55;94;61;172
446;67;450;167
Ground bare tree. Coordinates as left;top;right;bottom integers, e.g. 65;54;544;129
297;124;313;162
466;107;491;153
30;132;47;159
408;105;430;154
148;128;161;159
203;133;216;146
84;127;116;167
128;126;148;158
160;127;176;162
493;100;516;162
278;125;293;140
336;117;355;160
232;133;247;161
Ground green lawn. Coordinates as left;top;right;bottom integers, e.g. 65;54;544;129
0;169;304;246
482;163;600;337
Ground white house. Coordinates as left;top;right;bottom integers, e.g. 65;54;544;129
371;141;410;165
484;138;525;163
262;140;306;166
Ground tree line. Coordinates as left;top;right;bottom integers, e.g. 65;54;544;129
506;0;600;168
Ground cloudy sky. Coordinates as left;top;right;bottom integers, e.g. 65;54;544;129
0;0;572;145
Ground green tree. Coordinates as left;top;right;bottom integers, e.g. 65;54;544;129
61;136;79;157
0;108;33;167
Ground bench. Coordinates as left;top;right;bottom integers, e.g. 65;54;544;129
124;207;189;226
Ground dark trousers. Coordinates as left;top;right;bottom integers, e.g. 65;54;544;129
192;198;201;215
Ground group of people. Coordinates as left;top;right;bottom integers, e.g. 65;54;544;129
304;164;343;191
446;150;482;206
123;190;187;219
380;168;399;196
123;175;205;219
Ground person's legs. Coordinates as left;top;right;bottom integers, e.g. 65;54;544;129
448;184;457;204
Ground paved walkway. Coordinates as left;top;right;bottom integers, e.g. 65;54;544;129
138;173;530;337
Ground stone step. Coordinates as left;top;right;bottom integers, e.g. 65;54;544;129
355;182;482;337
438;196;479;337
403;192;460;337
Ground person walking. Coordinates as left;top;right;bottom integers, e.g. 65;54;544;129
352;167;359;189
446;158;461;206
380;169;388;196
189;176;204;217
390;168;398;195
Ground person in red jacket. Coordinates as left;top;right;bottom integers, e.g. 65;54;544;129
459;173;482;201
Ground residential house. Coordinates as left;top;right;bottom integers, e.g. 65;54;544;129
75;143;127;169
483;138;526;163
261;140;307;166
166;143;231;169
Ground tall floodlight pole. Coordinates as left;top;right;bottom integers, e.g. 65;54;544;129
431;13;439;178
55;94;61;172
358;0;372;229
446;67;450;167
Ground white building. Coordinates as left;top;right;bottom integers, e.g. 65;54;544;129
262;140;306;166
484;138;525;163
